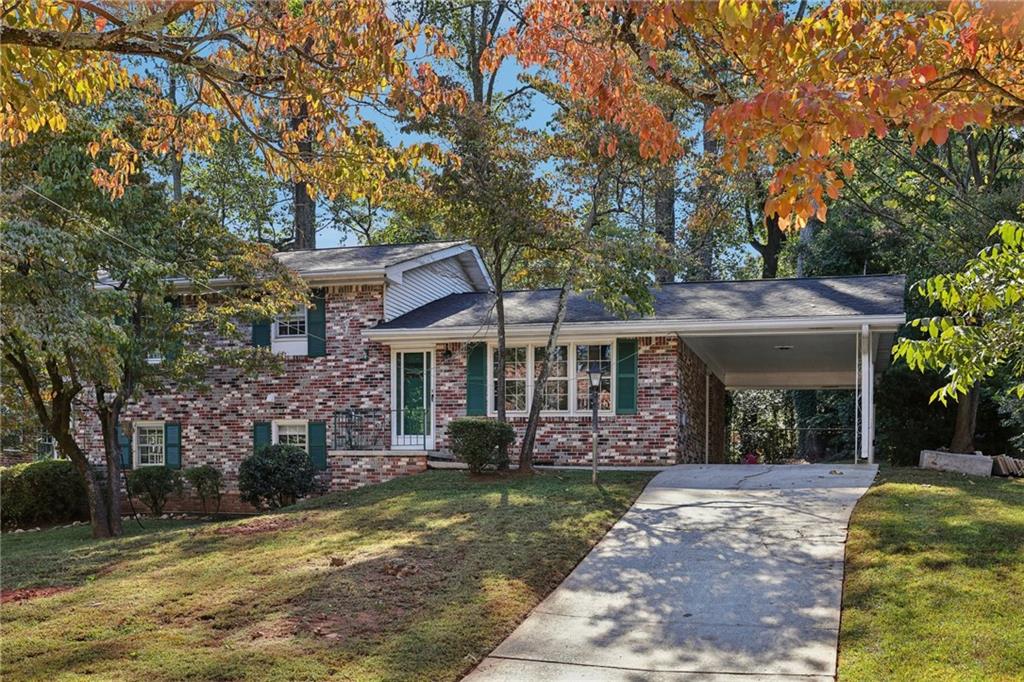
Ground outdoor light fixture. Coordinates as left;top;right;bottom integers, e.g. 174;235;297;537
443;348;453;361
588;362;604;485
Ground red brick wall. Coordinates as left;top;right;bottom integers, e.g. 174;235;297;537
75;285;413;511
434;336;716;466
677;338;728;463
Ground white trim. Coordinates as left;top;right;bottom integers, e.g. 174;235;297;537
364;314;906;342
391;349;436;450
133;420;166;467
271;306;309;356
384;243;493;290
272;419;309;452
486;341;615;418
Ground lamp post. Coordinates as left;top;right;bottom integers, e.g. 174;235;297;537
587;362;604;485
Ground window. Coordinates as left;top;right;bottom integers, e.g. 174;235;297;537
275;306;307;337
136;423;165;466
488;342;613;415
576;344;612;411
535;346;569;411
38;432;58;459
493;347;527;412
274;421;308;451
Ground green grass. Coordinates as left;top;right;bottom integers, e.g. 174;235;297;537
839;466;1024;681
1;469;651;681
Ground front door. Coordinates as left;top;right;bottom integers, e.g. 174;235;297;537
394;351;433;449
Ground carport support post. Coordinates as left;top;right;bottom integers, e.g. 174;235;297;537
859;324;875;464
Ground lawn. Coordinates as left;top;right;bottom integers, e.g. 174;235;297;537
1;469;651;681
839;466;1024;681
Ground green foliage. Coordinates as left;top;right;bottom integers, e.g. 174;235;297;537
840;467;1024;680
183;465;223;513
447;417;516;473
0;460;89;529
894;221;1024;405
127;467;183;516
238;444;317;510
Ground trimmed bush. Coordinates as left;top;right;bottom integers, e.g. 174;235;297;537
127;467;183;516
448;417;516;473
0;459;89;529
184;465;223;513
238;444;316;510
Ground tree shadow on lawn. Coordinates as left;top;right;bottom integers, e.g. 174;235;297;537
1;470;648;682
839;469;1024;675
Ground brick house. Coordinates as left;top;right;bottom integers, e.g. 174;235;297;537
77;241;905;511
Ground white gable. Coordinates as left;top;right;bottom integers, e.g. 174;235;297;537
384;257;476;321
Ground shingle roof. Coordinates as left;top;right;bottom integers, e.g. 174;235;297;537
374;274;906;330
274;240;467;276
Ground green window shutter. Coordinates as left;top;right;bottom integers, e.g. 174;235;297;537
251;320;271;347
615;338;638;415
253;421;271;453
116;423;132;469
307;289;327;357
164;422;182;469
466;343;487;416
308;421;327;470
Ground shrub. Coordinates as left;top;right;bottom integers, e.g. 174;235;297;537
0;459;90;529
184;465;223;513
447;417;516;473
127;467;183;516
238;444;316;510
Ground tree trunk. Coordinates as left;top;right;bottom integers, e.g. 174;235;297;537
792;391;824;461
291;101;316;250
519;279;573;469
758;214;786;279
168;72;183;201
696;101;719;279
950;385;980;453
97;409;125;536
653;163;676;283
56;429;120;538
796;218;817;277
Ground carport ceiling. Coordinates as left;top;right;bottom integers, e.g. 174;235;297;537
684;332;894;389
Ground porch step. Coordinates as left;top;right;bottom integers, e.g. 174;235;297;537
428;460;468;470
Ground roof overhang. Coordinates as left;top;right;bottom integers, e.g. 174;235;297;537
366;314;904;389
159;242;493;292
363;313;905;342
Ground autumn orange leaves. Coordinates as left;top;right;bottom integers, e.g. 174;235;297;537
4;1;1022;227
485;0;1024;230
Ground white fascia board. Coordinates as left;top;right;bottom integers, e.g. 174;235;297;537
384;243;493;290
164;270;388;293
363;314;906;343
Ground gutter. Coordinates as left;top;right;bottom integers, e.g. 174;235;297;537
363;314;907;342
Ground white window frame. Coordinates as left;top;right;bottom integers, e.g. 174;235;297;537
271;306;309;356
134;420;166;467
272;419;309;452
39;432;58;459
273;306;308;338
487;341;616;417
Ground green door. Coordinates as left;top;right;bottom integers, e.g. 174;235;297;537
396;351;432;448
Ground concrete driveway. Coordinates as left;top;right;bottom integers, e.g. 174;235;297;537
465;464;877;681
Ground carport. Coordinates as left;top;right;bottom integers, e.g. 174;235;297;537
685;319;901;464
